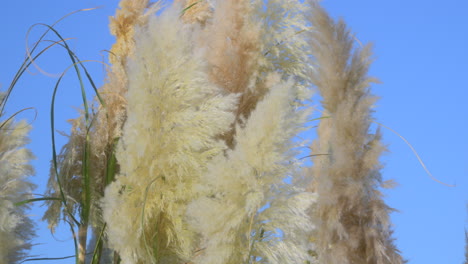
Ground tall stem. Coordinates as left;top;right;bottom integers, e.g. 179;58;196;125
78;224;88;264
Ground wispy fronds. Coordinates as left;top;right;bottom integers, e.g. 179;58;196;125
307;2;403;263
202;0;260;94
43;116;85;232
43;112;111;231
0;111;35;264
198;0;311;148
102;4;238;263
201;0;263;143
253;0;312;88
187;75;315;264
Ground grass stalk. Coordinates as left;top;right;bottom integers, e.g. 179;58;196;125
91;224;107;264
77;224;89;264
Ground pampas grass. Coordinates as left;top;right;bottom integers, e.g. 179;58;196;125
0;105;35;264
307;2;403;263
5;1;411;263
102;4;238;263
187;75;315;264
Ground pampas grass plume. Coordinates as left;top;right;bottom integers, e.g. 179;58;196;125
0;116;35;264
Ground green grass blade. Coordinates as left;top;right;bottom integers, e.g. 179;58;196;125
180;1;200;17
50;74;80;226
20;255;77;263
105;138;119;185
14;197;62;207
307;116;330;122
1;39;68;116
91;223;107;264
29;23;91;124
39;39;106;106
0;107;36;130
64;219;79;264
81;127;91;224
2;6;98;114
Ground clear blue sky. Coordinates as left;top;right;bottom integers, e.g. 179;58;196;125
1;1;467;263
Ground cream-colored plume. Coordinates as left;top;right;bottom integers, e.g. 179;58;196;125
0;116;35;264
187;75;315;264
102;3;238;263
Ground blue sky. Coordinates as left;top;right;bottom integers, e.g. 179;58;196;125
1;1;467;263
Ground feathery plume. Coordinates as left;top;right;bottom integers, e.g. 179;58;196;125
187;75;315;264
43;116;85;232
0;111;35;264
202;0;263;147
180;2;317;262
102;3;238;263
307;2;403;263
197;0;311;147
109;0;155;70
